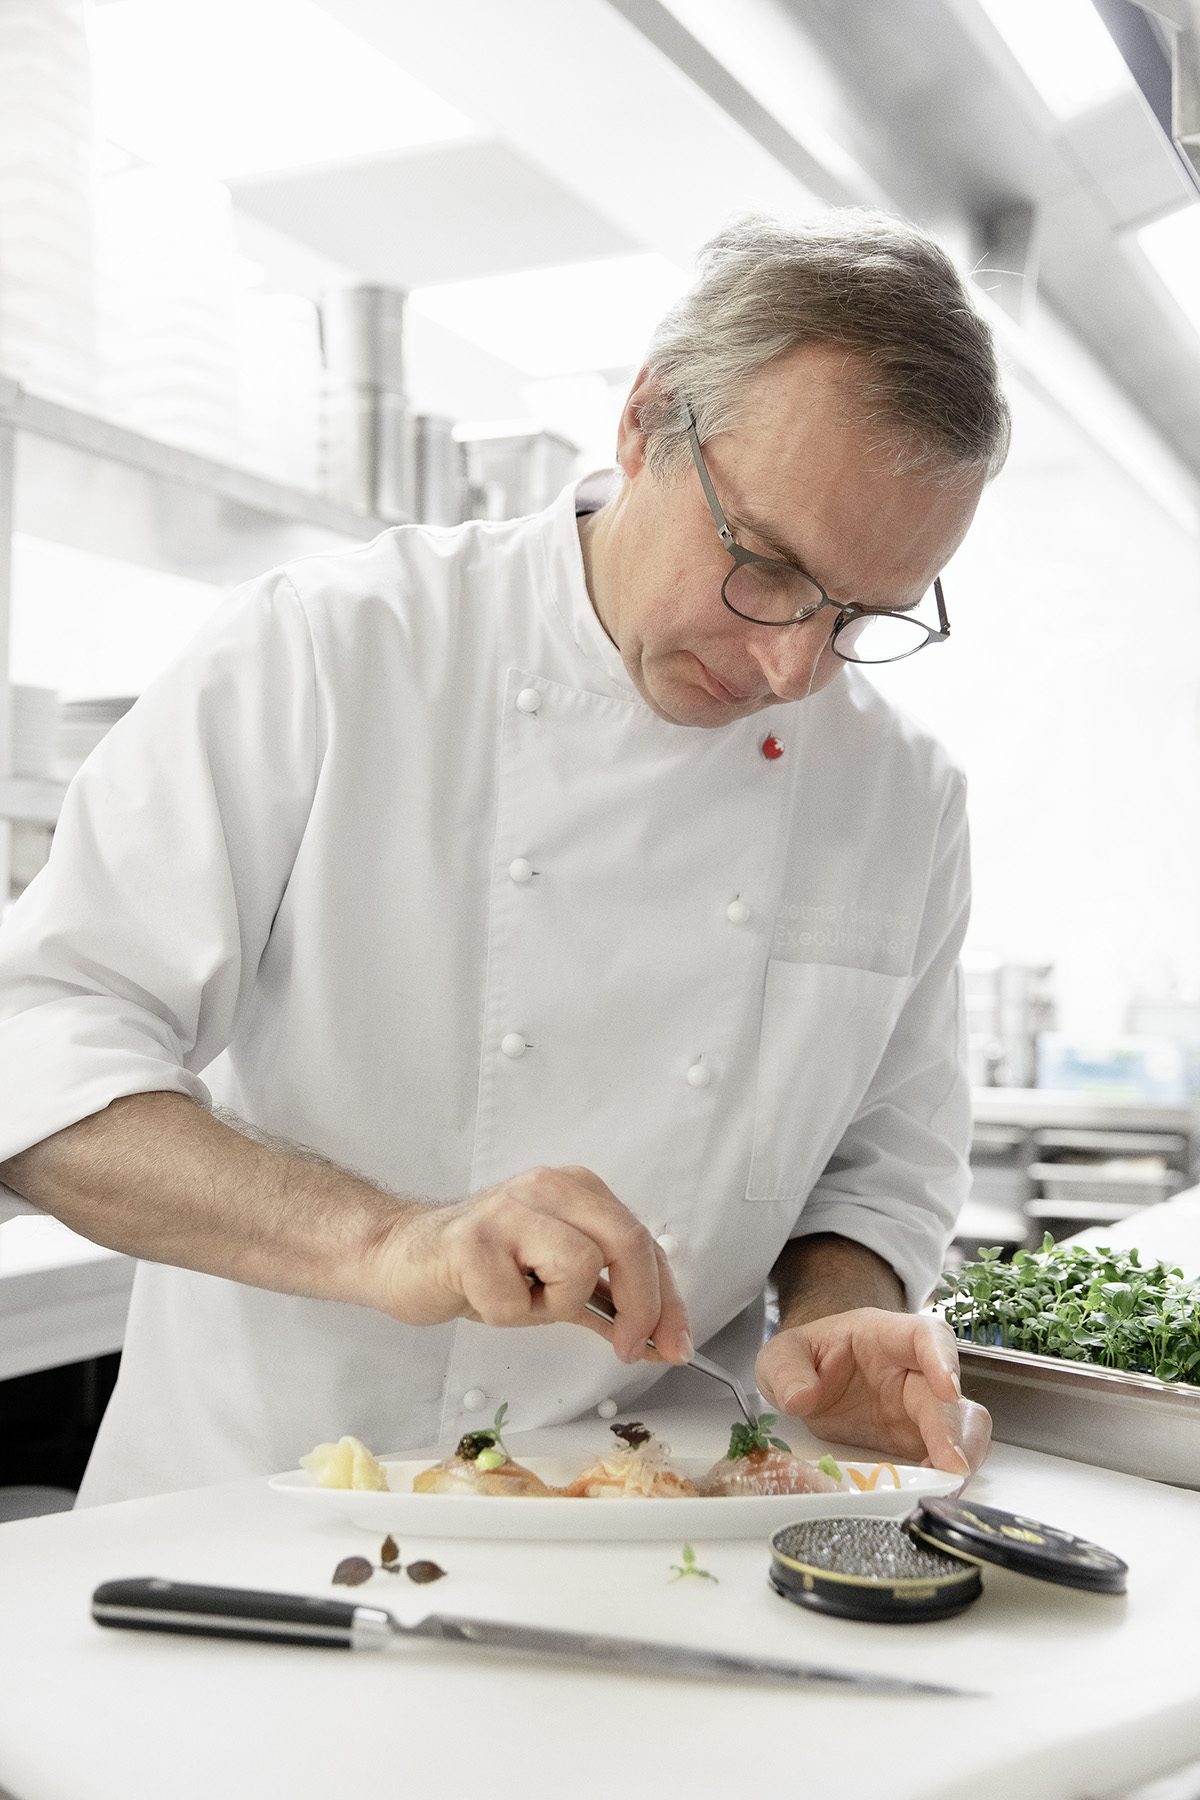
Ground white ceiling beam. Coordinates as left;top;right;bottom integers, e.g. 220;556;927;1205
312;0;833;261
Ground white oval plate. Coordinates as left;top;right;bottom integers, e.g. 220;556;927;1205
267;1457;963;1540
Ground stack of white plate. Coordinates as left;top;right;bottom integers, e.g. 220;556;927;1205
0;0;99;411
235;291;322;492
95;165;242;464
53;695;135;783
11;685;60;779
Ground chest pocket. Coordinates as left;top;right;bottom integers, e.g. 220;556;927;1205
746;959;913;1203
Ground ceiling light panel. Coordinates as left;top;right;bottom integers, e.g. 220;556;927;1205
409;254;692;379
972;0;1130;119
90;0;478;180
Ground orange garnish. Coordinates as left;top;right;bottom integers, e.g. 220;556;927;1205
848;1463;902;1491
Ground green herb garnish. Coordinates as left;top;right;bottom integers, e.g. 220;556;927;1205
725;1412;791;1461
817;1454;843;1481
456;1401;511;1464
938;1235;1200;1385
669;1543;717;1583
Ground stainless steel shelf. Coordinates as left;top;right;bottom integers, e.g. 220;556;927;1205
0;373;400;585
0;377;404;878
0;777;66;826
0;373;397;540
971;1086;1200;1137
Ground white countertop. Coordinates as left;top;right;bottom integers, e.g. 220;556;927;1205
0;1214;133;1380
0;1401;1198;1800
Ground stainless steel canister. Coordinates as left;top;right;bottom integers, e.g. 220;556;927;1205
319;284;419;522
458;427;578;520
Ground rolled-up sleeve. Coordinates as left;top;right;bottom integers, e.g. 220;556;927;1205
787;771;972;1310
0;569;319;1179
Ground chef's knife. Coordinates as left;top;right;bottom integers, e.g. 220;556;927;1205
92;1578;979;1697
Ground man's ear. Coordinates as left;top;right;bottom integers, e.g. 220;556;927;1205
615;363;665;477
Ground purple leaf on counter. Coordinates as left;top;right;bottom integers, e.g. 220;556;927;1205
332;1556;375;1588
406;1560;447;1585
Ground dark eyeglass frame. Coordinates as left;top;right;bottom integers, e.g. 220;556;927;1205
683;404;950;663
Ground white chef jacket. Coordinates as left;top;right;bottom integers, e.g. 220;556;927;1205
0;472;971;1506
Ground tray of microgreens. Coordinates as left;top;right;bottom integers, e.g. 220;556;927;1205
938;1234;1200;1391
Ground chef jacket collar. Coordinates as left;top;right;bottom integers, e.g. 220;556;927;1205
540;466;639;702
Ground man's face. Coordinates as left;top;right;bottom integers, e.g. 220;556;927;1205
583;343;986;728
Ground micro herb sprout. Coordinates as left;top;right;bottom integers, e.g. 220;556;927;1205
669;1543;717;1583
725;1412;792;1460
938;1234;1200;1385
817;1454;844;1481
456;1401;511;1465
332;1536;447;1588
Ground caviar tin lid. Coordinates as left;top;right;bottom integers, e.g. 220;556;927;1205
905;1498;1128;1595
769;1516;984;1623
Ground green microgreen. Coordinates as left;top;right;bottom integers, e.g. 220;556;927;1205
456;1401;511;1464
817;1454;843;1481
725;1412;791;1461
331;1535;445;1587
938;1235;1200;1385
669;1543;717;1583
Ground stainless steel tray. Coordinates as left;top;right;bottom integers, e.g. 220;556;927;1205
956;1341;1200;1489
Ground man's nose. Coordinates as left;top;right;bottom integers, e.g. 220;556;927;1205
749;616;835;702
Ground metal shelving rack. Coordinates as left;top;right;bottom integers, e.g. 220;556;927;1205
0;373;396;894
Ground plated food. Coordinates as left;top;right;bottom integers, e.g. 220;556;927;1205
298;1406;882;1502
276;1402;957;1539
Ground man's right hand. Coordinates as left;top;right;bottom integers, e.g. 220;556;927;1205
368;1164;694;1365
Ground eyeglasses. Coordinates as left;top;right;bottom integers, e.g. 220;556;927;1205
683;405;950;665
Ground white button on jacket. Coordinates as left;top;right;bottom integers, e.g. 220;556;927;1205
0;472;972;1505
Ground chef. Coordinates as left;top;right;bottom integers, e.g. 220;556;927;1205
0;210;1007;1504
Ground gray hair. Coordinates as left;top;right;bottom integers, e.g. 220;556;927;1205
638;209;1011;486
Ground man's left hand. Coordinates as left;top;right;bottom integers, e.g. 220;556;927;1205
755;1306;992;1477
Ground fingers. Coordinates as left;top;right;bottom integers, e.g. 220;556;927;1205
433;1165;693;1362
755;1328;822;1413
911;1316;964;1406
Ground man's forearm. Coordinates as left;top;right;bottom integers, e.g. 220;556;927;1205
771;1232;906;1330
0;1093;408;1309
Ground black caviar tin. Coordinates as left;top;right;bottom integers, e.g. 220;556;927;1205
769;1498;1128;1625
904;1497;1128;1594
768;1517;984;1623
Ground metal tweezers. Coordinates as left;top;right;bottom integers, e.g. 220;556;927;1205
581;1287;758;1427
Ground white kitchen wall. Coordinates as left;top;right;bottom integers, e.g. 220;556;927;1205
869;368;1200;1036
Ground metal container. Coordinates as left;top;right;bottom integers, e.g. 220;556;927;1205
458;425;578;520
318;284;423;523
956;1340;1200;1489
319;284;407;390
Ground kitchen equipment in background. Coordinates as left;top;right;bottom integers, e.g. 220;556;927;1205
0;0;99;412
963;950;1056;1087
1036;1031;1192;1104
95;165;243;466
10;686;59;779
320;284;418;522
406;413;462;526
53;695;136;784
1026;1120;1191;1230
1128;996;1200;1101
957;1092;1200;1257
458;423;579;520
234;291;323;494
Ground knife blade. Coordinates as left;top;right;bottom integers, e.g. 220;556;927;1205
92;1578;980;1697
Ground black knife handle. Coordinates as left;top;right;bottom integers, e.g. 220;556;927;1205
92;1577;369;1650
